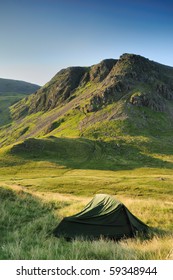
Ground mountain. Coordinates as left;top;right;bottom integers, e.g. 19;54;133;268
0;78;40;126
1;53;173;147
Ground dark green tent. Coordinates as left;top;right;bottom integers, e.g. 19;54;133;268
53;194;149;240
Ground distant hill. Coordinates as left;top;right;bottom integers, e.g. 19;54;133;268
0;78;40;94
0;78;40;126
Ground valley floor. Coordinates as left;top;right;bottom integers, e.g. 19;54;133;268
0;136;172;260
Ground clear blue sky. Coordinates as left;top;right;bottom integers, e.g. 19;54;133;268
0;0;173;85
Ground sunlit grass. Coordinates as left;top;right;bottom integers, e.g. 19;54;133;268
0;186;172;260
0;135;172;260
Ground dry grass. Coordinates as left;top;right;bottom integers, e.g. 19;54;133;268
0;185;172;260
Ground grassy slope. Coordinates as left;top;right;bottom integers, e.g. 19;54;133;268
1;79;173;147
0;186;172;260
0;136;172;199
0;92;29;126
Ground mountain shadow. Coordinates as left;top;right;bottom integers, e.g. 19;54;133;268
10;136;173;171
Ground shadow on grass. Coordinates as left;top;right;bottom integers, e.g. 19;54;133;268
9;136;173;171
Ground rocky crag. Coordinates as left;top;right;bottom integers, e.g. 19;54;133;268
1;53;173;145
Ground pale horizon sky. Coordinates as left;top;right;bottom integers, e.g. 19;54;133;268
0;0;173;86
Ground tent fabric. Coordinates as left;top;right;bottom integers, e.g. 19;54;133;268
53;194;149;240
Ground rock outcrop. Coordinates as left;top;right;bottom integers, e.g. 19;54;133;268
11;53;173;120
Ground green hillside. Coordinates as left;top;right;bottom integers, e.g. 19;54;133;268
0;78;40;93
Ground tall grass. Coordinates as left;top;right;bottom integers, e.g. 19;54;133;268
0;186;172;260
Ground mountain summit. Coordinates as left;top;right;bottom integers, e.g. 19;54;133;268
1;53;173;146
11;54;173;119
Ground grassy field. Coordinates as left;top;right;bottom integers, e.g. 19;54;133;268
0;186;172;260
0;136;172;260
